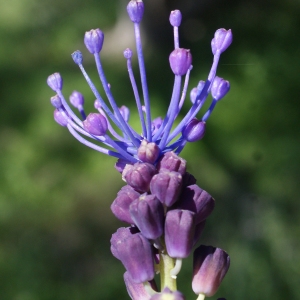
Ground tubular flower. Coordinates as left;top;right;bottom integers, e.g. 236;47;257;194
46;1;232;299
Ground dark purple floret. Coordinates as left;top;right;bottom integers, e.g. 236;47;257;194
211;28;232;55
182;118;206;142
169;48;192;76
123;162;157;192
54;109;68;127
84;29;104;54
127;0;144;24
192;245;230;297
111;227;155;283
47;72;63;92
176;184;215;224
169;10;182;27
129;194;164;239
111;185;141;224
83;113;108;136
211;76;230;101
71;50;83;65
165;209;196;258
157;152;186;175
150;170;182;207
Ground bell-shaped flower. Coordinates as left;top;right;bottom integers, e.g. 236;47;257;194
165;209;196;258
176;184;215;224
127;0;144;24
169;10;182;27
192;245;230;297
111;185;141;224
169;48;192;76
47;73;63;92
111;227;155;283
157;152;186;175
211;76;230;101
83;113;108;136
130;194;164;239
123;162;157;192
211;28;232;55
182;119;206;142
84;29;104;54
137;140;160;164
150;170;182;207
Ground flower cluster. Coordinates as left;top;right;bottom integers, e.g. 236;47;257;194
46;0;232;299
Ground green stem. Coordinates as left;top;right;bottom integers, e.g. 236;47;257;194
159;250;177;291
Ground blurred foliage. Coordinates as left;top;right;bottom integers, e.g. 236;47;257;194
0;0;299;299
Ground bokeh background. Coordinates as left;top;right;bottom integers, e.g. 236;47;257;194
0;0;299;299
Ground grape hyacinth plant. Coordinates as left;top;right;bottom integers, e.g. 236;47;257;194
47;1;232;299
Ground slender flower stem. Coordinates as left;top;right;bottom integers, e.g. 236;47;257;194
159;250;177;291
77;63;122;129
202;99;217;121
177;66;192;115
196;293;206;300
134;23;152;141
94;54;140;148
126;56;147;138
159;75;182;149
174;26;180;49
67;124;123;159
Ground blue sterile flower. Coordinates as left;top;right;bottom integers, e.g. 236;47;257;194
46;0;232;166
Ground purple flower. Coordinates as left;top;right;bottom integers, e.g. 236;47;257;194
165;209;196;258
111;227;155;283
150;288;185;300
192;245;230;297
46;1;232;163
124;271;152;300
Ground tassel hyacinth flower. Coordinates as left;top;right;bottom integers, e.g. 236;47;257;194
47;1;232;299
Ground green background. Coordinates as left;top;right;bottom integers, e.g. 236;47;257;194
0;0;299;299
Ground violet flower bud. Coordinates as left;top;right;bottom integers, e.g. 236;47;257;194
165;209;196;258
83;113;108;136
211;76;230;101
71;50;83;65
157;151;186;175
123;48;133;59
124;271;151;300
119;105;130;122
150;287;185;300
137;140;160;164
151;117;163;136
169;10;182;27
115;159;131;174
176;184;215;224
50;95;62;108
69;91;84;108
123;162;157;192
192;245;230;297
169;48;192;76
182;118;206;142
150;170;182;207
111;185;141;224
130;194;164;239
47;72;63;92
127;0;144;24
211;28;232;55
84;29;104;54
190;87;197;104
54;109;68;127
111;227;155;283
